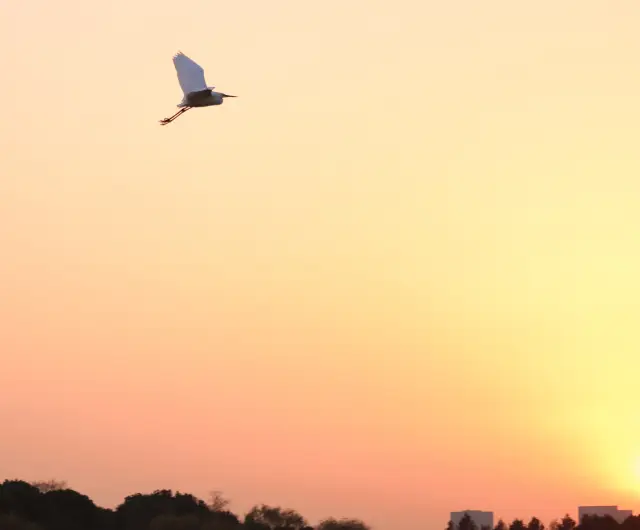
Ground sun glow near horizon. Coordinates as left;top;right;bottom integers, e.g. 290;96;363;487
630;457;640;491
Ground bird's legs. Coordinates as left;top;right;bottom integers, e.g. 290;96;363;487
159;106;191;125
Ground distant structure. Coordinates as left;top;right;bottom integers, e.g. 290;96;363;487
451;510;495;529
578;506;632;523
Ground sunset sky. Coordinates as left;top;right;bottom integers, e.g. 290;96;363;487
1;1;640;529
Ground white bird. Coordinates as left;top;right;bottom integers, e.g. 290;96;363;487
160;51;236;126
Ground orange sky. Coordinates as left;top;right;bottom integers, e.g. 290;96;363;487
1;1;640;529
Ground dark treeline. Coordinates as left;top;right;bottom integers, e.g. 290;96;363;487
449;514;640;530
3;480;639;530
0;480;369;530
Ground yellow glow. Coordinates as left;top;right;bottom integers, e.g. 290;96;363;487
632;457;640;486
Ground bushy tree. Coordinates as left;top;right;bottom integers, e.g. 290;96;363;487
0;481;45;523
0;514;43;530
150;514;202;530
528;518;544;530
244;505;309;530
551;515;577;530
510;519;526;530
458;514;479;530
116;490;210;530
41;488;100;530
316;518;370;530
494;520;508;530
30;481;67;494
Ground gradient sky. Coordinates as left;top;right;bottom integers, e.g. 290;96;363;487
1;1;640;529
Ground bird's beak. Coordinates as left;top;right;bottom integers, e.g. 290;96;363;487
223;94;237;97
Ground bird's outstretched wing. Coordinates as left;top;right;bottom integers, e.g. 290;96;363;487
173;52;211;95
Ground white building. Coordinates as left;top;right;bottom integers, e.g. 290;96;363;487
578;506;632;524
451;510;494;530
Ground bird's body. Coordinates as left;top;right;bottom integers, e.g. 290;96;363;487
178;89;225;108
160;52;236;125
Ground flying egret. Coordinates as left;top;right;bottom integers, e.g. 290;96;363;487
159;51;236;126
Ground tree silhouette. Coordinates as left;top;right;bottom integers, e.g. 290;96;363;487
316;518;370;530
458;514;479;530
116;490;211;530
621;516;640;530
528;518;545;530
149;514;202;530
208;492;230;513
0;481;45;523
579;515;619;530
41;488;100;530
30;481;67;495
510;520;526;530
0;514;43;530
551;515;577;530
7;475;638;530
244;505;307;530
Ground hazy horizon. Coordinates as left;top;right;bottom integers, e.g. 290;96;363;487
2;1;640;530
